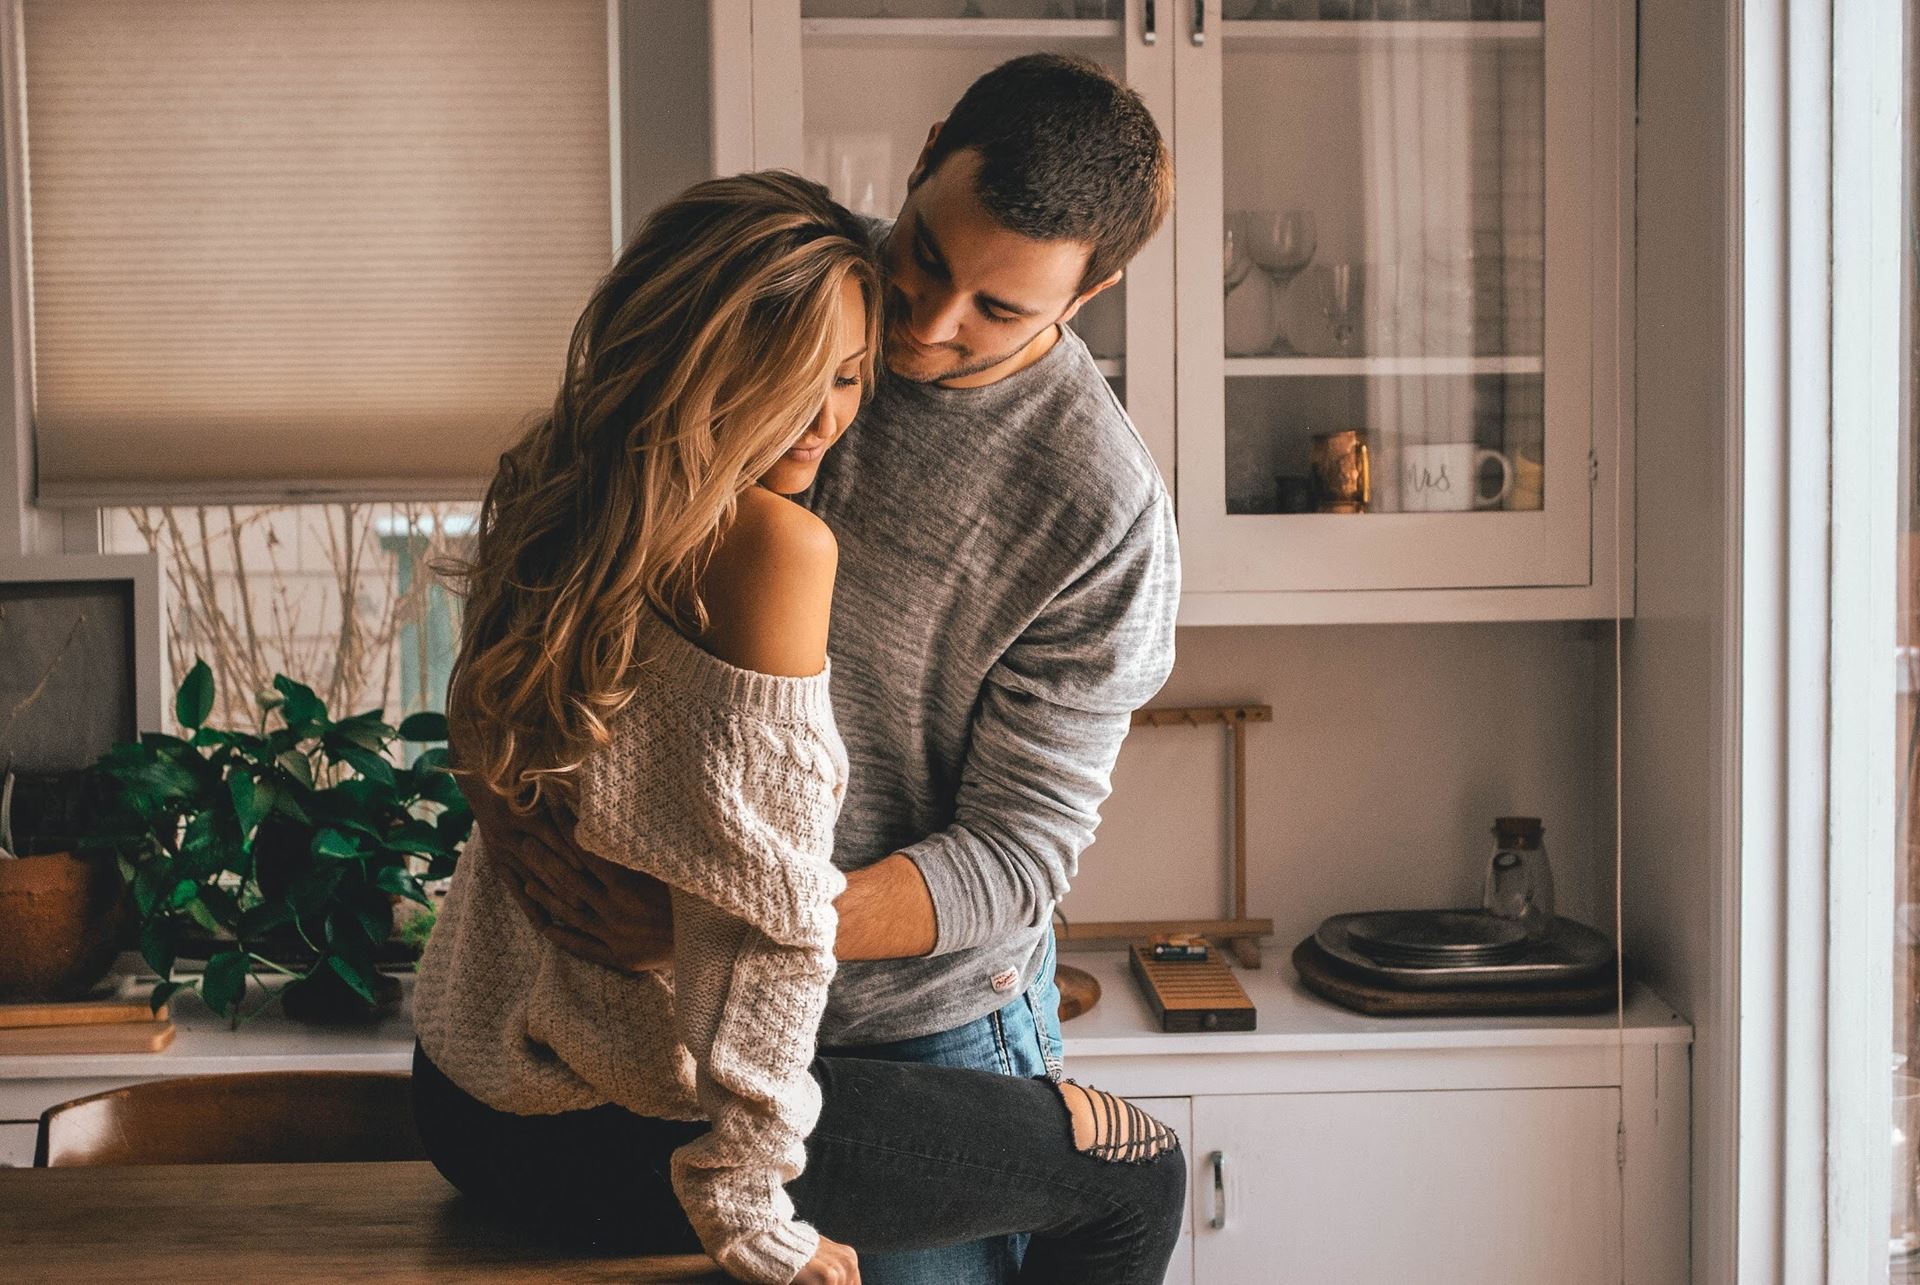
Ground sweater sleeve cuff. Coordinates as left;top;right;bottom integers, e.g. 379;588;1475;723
904;830;1003;956
718;1219;821;1285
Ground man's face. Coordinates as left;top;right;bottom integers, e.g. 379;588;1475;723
881;147;1104;386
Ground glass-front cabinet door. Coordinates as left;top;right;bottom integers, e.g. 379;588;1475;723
1174;0;1625;606
749;0;1177;476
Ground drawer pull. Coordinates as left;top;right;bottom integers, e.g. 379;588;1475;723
1209;1149;1226;1229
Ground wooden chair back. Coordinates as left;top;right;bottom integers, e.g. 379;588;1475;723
35;1070;425;1167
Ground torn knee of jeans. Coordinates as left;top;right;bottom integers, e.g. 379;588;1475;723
1053;1080;1178;1164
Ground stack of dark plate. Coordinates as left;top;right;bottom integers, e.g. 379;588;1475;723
1293;908;1619;1017
1343;910;1530;970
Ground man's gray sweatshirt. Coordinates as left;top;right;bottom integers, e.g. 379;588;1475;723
805;322;1180;1046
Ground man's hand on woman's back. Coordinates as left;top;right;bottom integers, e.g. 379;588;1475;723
458;775;675;974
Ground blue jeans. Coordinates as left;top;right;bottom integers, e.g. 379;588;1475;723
821;931;1066;1285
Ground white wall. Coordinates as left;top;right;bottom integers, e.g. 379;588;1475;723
1071;620;1612;954
1619;0;1735;1280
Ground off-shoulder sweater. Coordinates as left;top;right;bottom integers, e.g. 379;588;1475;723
413;608;849;1285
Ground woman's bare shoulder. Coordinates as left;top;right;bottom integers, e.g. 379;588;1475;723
697;487;837;678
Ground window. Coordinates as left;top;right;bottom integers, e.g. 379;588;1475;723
103;504;473;728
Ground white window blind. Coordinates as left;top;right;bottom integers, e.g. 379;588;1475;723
19;0;613;503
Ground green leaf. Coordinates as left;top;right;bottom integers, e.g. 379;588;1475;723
165;877;202;910
412;746;451;771
237;902;294;940
274;750;314;789
131;863;171;917
174;660;215;730
176;814;228;880
326;953;376;1004
149;979;189;1014
229;772;269;838
184;892;225;935
414;766;465;811
380;820;442;856
287;863;345;916
311;828;364;861
332;741;396;788
199;950;252;1017
120;758;201;810
397;712;449;743
328;716;391;755
354;900;393;945
266;783;311;825
375;864;431;906
138;919;176;979
273;676;329;734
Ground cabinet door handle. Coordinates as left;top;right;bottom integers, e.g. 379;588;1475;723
1143;0;1157;44
1209;1149;1226;1229
1191;0;1206;44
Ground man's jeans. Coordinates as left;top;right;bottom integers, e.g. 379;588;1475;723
822;930;1066;1285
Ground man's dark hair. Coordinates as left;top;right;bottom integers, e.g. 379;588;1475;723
919;52;1172;294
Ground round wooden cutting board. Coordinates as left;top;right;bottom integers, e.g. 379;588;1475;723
1056;963;1102;1021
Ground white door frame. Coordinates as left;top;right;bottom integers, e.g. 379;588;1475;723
1734;0;1905;1280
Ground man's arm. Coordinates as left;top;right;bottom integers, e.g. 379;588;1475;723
900;493;1180;956
482;788;934;967
834;854;937;960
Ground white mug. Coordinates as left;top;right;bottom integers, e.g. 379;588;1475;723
1393;443;1513;512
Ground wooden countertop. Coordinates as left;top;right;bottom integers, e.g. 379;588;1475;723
0;1160;726;1282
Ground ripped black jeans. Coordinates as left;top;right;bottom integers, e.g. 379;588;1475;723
411;1043;1184;1285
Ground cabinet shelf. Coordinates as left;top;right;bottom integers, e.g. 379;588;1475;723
801;17;1121;48
1224;354;1543;377
1221;19;1543;44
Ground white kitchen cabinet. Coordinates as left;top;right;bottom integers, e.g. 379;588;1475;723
720;0;1633;624
1190;1088;1622;1284
1172;0;1634;624
1130;1095;1195;1285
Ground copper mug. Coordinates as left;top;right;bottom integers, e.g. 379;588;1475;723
1309;429;1371;514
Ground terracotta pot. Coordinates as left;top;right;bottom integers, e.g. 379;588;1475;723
0;851;131;1001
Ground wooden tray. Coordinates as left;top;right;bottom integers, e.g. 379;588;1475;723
1293;937;1621;1017
0;996;166;1029
1129;945;1256;1032
0;1018;175;1055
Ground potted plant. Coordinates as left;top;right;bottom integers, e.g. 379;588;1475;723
81;660;471;1025
0;768;132;1001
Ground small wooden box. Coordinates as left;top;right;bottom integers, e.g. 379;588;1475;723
1129;944;1257;1033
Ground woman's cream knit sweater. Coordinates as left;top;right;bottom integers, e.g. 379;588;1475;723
413;609;849;1285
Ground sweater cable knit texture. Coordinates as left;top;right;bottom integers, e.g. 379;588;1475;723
414;608;849;1284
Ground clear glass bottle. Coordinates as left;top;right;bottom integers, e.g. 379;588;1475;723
1482;816;1555;941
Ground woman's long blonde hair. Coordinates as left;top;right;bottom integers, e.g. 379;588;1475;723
451;171;880;811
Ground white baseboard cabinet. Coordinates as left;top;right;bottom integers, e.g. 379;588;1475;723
1062;953;1691;1285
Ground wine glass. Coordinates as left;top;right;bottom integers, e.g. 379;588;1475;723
1245;209;1317;286
1323;262;1362;355
1243;209;1316;352
1223;214;1252;292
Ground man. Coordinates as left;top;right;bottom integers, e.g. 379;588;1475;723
470;52;1178;1284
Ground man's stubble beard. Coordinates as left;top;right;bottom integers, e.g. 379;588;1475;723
883;318;1060;386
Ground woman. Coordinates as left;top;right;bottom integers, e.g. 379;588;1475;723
411;171;1184;1285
